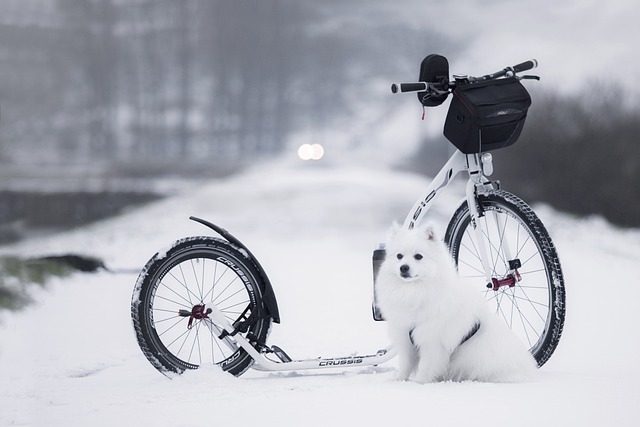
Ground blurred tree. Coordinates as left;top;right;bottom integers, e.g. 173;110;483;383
495;86;640;228
0;0;449;176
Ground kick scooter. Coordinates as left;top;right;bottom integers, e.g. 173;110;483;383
131;56;565;377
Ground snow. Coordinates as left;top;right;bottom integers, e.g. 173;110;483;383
1;159;639;426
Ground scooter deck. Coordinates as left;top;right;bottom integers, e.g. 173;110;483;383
250;346;397;372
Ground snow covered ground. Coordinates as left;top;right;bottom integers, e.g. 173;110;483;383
1;160;639;426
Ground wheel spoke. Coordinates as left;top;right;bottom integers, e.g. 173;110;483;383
189;259;203;301
157;282;194;307
166;269;201;305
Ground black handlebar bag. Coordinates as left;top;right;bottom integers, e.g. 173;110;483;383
444;77;531;153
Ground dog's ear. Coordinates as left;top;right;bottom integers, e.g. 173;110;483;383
386;221;401;241
425;224;438;241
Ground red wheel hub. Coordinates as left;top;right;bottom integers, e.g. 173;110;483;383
178;304;212;329
490;270;522;291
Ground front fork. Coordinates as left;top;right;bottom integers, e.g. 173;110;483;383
465;154;521;291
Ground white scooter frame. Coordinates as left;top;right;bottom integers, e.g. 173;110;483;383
205;150;507;373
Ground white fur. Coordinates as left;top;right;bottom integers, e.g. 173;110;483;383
376;224;538;383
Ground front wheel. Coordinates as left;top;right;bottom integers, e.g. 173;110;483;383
444;190;565;367
131;236;272;377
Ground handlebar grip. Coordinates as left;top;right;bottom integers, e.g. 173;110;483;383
391;82;427;94
512;59;538;73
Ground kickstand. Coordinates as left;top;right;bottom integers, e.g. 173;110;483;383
270;345;292;363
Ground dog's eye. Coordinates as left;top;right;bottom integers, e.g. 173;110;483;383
414;254;423;260
396;254;403;260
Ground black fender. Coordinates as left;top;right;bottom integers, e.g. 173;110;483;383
189;216;280;324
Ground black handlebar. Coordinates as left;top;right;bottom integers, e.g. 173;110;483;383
391;82;428;94
513;59;538;73
391;58;538;94
473;58;538;82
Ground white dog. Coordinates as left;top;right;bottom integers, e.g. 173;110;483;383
375;224;537;383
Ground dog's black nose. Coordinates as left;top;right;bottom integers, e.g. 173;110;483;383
400;264;410;277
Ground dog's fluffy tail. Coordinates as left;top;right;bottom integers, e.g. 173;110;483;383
448;317;538;382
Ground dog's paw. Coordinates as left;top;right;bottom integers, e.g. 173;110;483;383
413;373;438;384
395;370;411;382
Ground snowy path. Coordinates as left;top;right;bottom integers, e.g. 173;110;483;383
1;163;639;426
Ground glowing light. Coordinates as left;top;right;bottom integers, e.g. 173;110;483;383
297;144;324;160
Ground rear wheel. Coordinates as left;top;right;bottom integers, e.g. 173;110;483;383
131;236;271;377
444;190;565;367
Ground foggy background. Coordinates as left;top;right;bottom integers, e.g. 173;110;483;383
1;0;639;242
